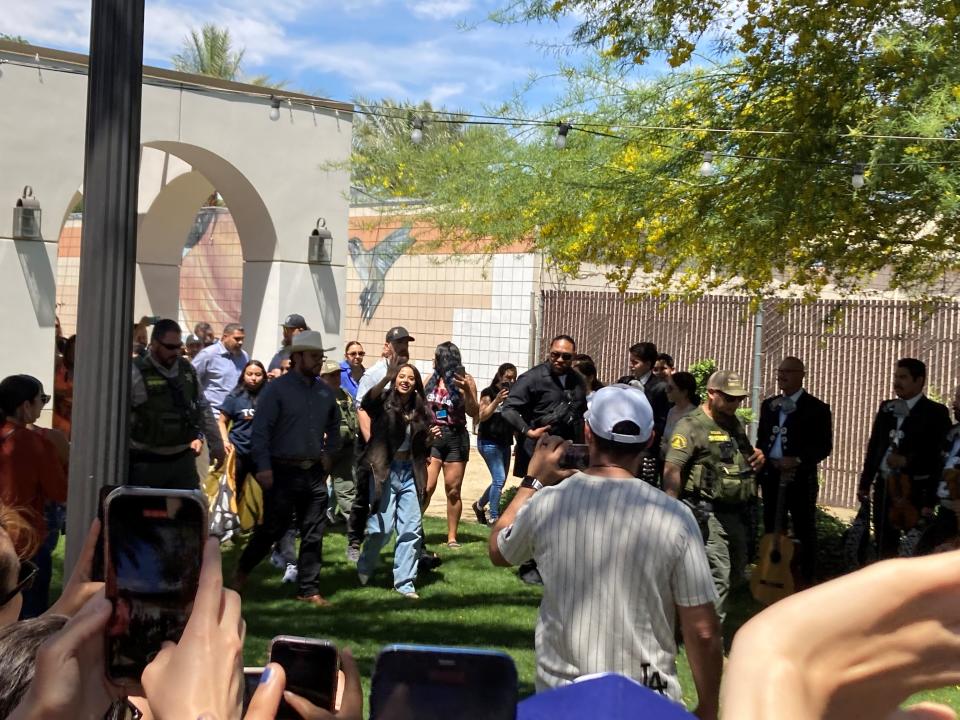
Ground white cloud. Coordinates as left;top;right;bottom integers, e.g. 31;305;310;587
427;81;466;105
407;0;473;20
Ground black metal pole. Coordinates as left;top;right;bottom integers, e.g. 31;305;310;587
65;0;145;572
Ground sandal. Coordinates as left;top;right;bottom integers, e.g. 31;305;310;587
446;540;462;549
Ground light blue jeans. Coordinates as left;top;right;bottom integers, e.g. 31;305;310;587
477;439;511;521
358;461;422;594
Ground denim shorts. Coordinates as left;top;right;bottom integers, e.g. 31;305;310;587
429;424;470;462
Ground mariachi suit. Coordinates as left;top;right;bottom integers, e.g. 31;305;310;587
915;424;960;555
756;389;833;584
858;395;951;558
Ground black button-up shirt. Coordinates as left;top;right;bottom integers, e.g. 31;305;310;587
501;361;586;441
250;371;342;472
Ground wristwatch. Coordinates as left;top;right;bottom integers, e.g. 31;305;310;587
520;476;544;492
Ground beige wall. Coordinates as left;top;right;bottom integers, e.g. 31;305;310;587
0;45;352;397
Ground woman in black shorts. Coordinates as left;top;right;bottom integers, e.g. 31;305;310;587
422;342;479;548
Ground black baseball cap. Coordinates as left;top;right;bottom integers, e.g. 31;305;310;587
386;326;415;343
282;313;308;330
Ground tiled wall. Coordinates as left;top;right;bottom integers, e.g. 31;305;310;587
344;216;539;389
56;215;82;335
56;210;541;388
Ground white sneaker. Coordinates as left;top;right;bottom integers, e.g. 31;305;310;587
269;551;285;570
358;572;370;586
282;564;299;584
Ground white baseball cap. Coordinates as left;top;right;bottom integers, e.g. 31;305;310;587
584;384;654;444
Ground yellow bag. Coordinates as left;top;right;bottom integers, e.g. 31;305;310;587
237;465;264;531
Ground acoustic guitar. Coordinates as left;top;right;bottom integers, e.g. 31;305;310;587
751;466;800;605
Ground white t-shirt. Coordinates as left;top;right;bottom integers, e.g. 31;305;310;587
497;472;717;701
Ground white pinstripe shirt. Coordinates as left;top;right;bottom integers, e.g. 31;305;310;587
498;472;717;701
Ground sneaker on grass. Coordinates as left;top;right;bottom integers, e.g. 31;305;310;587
282;563;299;584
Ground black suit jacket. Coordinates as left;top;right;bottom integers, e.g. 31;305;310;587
858;395;952;506
757;390;833;485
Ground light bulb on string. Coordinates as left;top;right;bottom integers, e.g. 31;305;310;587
411;118;424;145
852;163;866;189
269;96;281;122
555;121;571;150
699;151;715;177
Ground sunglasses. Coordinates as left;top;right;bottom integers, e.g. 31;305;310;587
0;559;38;606
550;351;574;362
347;351;365;357
158;341;183;351
40;393;51;405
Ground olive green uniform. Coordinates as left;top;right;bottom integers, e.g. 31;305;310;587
665;406;757;621
328;387;359;520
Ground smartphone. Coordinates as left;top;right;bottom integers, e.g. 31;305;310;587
370;645;518;720
104;488;207;685
560;443;590;470
92;484;122;582
242;667;265;715
269;636;339;716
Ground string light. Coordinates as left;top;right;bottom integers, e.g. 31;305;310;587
555;121;572;150
269;96;281;122
699;151;715;177
852;162;866;189
411;117;424;145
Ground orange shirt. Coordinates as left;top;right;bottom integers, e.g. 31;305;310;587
53;363;73;439
0;420;68;541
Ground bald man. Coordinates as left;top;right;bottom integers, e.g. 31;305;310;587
755;357;833;585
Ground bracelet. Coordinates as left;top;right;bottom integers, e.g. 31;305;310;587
520;476;543;492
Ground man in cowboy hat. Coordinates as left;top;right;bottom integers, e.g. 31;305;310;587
232;330;342;607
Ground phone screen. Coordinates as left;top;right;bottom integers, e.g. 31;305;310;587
370;646;517;720
270;637;339;716
92;484;122;583
105;490;206;682
242;668;264;714
560;443;590;470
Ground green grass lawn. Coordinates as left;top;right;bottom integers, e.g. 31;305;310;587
51;515;960;714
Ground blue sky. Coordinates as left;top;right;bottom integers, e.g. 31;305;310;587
1;0;598;112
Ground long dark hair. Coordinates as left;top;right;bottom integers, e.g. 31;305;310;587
231;360;267;399
0;375;42;422
486;363;517;393
424;341;463;402
671;371;700;406
384;363;428;421
573;354;603;392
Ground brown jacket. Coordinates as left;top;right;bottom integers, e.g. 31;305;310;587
359;388;431;503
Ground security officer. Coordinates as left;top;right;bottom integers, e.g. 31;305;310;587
319;358;359;524
663;370;764;621
129;318;224;489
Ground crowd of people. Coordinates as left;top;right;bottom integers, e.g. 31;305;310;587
2;315;960;718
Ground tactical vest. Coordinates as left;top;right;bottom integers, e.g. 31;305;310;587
131;356;202;448
683;411;756;504
336;389;359;445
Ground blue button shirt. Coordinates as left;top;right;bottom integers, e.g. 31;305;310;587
340;359;363;400
192;341;249;412
250;371;342;472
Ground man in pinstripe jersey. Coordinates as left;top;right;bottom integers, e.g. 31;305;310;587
488;385;722;718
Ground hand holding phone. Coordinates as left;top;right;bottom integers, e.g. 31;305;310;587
104;488;207;684
559;443;590;470
269;635;340;717
140;537;244;720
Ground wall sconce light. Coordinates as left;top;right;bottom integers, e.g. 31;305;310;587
308;217;333;264
12;186;41;240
